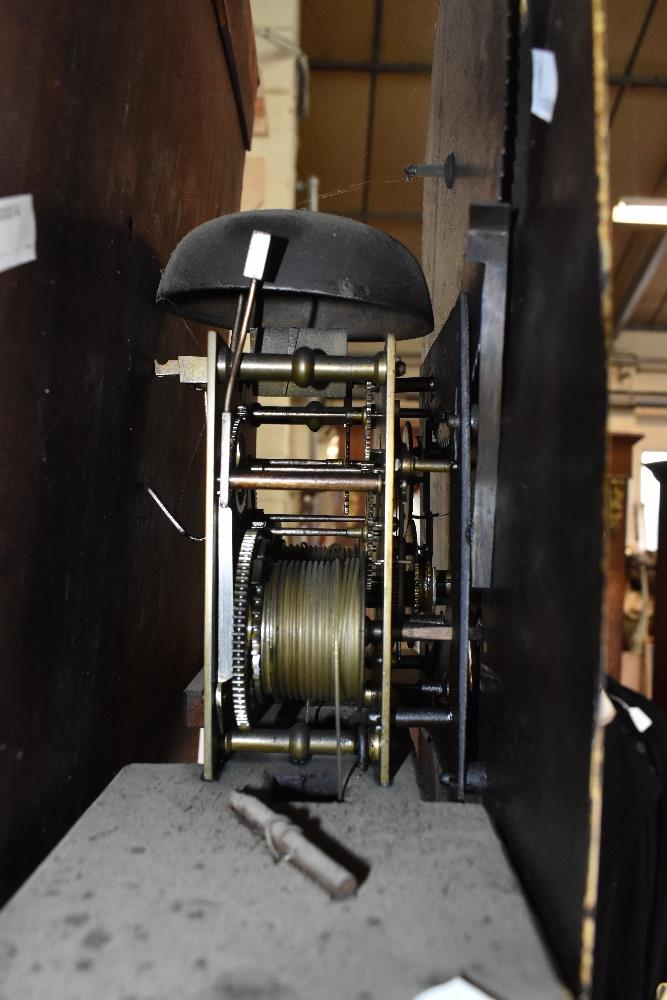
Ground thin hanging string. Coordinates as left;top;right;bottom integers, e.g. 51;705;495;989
177;412;206;510
160;295;203;351
334;629;343;803
295;176;406;209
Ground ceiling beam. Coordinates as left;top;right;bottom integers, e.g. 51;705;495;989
609;73;667;89
610;0;660;122
349;211;422;221
616;231;667;334
609;390;667;409
360;0;384;224
623;324;667;333
309;60;431;74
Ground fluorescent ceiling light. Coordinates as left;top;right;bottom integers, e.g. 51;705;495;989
612;197;667;225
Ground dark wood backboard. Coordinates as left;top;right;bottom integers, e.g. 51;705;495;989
0;1;254;903
422;1;609;993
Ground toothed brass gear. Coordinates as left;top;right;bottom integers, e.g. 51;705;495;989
232;530;366;727
364;381;374;462
363;382;379;590
413;549;435;616
232;528;269;729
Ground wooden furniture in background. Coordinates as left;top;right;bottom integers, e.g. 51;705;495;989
647;461;667;714
607;433;642;680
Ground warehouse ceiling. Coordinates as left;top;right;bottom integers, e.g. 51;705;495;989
608;0;667;333
297;0;667;336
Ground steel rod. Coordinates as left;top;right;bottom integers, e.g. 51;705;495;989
226;351;388;386
227;728;356;757
396;682;447;697
368;618;452;642
249;458;363;470
249;404;363;426
400;456;455;476
230;470;382;493
268;527;363;538
413;457;454;474
223;285;256;412
393;708;454;727
266;514;365;523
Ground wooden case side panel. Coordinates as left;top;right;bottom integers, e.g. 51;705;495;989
421;1;607;991
479;2;607;991
0;0;254;902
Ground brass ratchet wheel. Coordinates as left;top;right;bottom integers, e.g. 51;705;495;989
231;529;367;729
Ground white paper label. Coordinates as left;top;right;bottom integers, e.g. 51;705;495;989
243;230;271;280
412;978;495;1000
610;694;654;734
0;194;36;274
628;705;653;734
531;49;559;123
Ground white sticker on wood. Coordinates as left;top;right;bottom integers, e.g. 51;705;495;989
0;194;37;274
531;49;559;123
